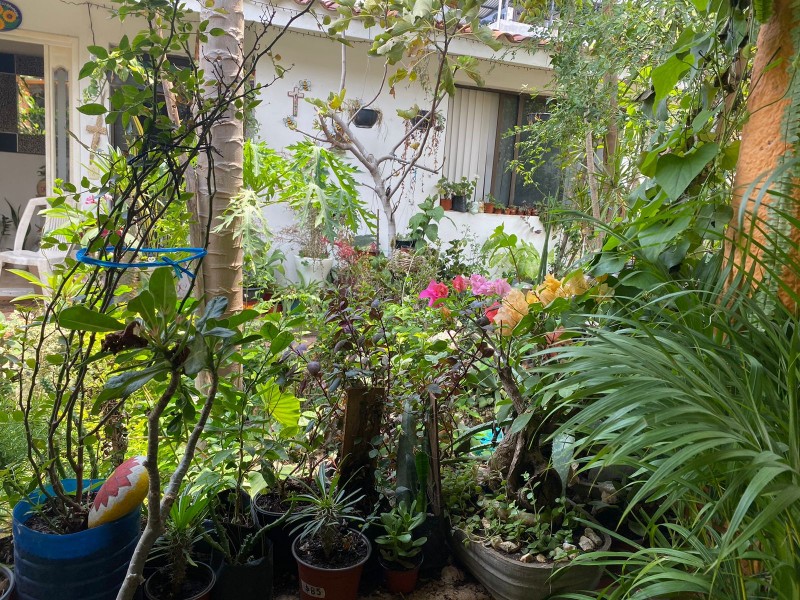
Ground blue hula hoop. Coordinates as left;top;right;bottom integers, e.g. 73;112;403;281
76;246;207;280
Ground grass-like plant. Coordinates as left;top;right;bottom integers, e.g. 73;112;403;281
542;187;800;598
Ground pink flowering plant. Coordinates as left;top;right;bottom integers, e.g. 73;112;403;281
418;270;612;510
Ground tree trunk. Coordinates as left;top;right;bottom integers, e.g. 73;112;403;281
729;0;800;309
192;0;245;313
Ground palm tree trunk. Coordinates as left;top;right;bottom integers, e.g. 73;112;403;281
729;0;800;309
193;0;245;313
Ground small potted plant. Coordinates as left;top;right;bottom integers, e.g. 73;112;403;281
346;99;382;129
288;465;370;600
451;177;478;213
375;500;428;594
145;491;216;600
435;177;454;211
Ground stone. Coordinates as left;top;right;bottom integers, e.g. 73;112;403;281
497;540;520;554
578;536;595;552
584;527;603;546
535;554;548;563
520;553;535;563
441;565;464;584
88;456;149;528
598;481;619;504
562;542;577;552
481;517;492;530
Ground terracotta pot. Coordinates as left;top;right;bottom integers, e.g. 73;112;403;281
440;197;453;211
292;531;371;600
379;556;422;594
484;204;495;214
448;527;610;600
144;562;216;600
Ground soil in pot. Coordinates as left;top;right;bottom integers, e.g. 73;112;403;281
0;536;11;564
292;529;371;600
22;489;97;535
145;562;215;600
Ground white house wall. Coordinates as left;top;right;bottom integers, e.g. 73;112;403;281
252;26;555;278
9;1;556;281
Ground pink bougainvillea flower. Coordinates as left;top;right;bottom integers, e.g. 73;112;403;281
452;275;469;293
491;278;512;296
85;194;97;205
420;280;449;307
471;274;512;297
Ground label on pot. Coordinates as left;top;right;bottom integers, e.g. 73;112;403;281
301;580;326;598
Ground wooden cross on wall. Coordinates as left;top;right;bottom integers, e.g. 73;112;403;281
288;86;304;117
86;115;108;150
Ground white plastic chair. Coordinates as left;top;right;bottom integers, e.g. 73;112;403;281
0;197;70;289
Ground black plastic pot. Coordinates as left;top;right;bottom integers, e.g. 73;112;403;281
353;108;380;128
212;540;273;600
251;494;304;575
144;562;216;600
418;515;448;577
451;195;468;212
394;239;416;250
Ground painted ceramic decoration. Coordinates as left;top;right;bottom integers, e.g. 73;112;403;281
87;455;149;528
0;1;21;32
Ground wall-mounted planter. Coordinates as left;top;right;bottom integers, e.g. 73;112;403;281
353;108;380;128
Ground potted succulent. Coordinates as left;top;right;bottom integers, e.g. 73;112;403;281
375;500;428;593
288;465;371;600
145;491;216;600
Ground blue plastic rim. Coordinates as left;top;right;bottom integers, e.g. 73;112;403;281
76;246;207;279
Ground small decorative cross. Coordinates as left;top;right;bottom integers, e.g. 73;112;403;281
288;86;305;117
86;115;108;150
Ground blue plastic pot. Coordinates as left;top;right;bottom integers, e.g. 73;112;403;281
12;479;141;600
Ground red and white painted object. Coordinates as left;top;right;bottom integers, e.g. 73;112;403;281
87;456;149;528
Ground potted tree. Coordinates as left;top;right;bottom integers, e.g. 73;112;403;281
375;500;427;593
288;466;370;600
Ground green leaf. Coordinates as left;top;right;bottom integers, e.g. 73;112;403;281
412;0;432;19
78;103;107;116
148;267;177;320
509;411;533;436
97;363;170;402
654;143;718;201
87;45;108;59
128;290;157;330
651;54;693;107
57;306;125;332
